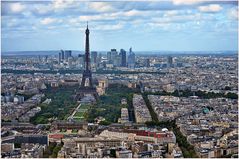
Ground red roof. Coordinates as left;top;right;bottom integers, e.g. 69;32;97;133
49;134;64;139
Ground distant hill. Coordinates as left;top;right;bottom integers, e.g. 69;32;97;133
1;50;237;56
1;50;84;56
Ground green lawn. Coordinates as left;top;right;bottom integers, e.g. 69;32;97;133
72;104;90;120
80;104;90;109
73;117;85;121
30;85;78;124
86;84;140;123
74;111;85;117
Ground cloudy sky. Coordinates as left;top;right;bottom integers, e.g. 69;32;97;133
1;0;238;52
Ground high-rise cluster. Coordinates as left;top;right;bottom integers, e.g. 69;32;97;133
106;47;135;68
58;50;72;63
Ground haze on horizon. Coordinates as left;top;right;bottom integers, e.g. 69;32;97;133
1;0;238;52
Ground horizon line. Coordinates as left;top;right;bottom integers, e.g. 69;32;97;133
2;50;238;53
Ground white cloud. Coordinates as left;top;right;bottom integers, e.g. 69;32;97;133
95;23;124;31
68;10;157;24
5;19;20;28
149;22;170;29
2;1;236;37
198;4;223;13
89;2;115;12
131;19;145;25
79;14;115;21
9;3;25;13
123;10;158;17
32;1;80;15
40;18;57;25
34;4;53;15
124;10;143;16
69;18;78;24
163;10;178;17
33;1;114;16
152;13;201;24
228;8;238;20
52;0;76;10
172;0;202;5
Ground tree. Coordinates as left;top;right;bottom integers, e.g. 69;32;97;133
224;86;231;90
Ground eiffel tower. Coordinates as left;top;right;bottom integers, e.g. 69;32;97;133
75;23;98;101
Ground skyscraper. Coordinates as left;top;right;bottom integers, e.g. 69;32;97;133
58;50;65;63
107;51;112;64
61;50;64;60
38;55;41;63
91;51;98;64
65;50;72;61
97;53;102;64
78;54;85;68
120;49;127;67
44;55;48;63
58;52;61;63
167;56;173;67
111;49;118;65
115;55;121;67
108;49;120;67
145;58;150;67
128;47;135;68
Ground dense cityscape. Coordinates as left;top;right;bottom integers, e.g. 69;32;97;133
1;32;238;157
1;0;238;158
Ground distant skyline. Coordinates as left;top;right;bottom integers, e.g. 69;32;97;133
1;0;238;52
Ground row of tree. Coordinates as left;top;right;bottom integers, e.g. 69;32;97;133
30;85;78;124
2;69;164;75
143;95;198;158
144;89;238;99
